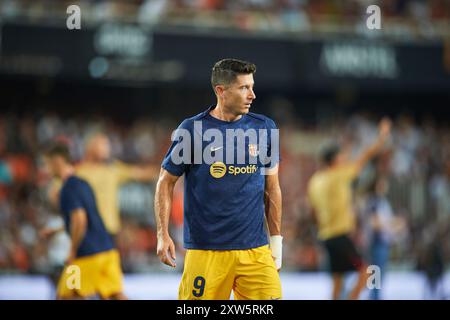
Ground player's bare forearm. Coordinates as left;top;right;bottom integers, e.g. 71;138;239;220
358;137;384;165
39;226;65;239
130;164;160;182
154;169;178;238
265;187;282;235
355;118;391;172
154;168;179;267
69;209;88;254
265;168;283;270
264;170;282;236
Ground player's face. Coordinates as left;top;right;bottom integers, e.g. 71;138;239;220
223;74;256;116
96;136;111;160
88;135;111;161
44;156;65;178
334;150;349;166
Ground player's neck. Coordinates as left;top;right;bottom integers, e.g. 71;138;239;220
60;166;75;181
210;104;242;122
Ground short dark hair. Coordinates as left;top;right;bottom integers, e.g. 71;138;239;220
43;143;72;163
211;58;256;90
320;143;341;166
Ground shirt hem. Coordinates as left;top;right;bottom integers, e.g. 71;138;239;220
184;240;269;251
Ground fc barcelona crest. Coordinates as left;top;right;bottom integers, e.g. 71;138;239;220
248;144;259;157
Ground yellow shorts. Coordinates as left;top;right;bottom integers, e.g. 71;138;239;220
57;249;124;299
179;245;282;300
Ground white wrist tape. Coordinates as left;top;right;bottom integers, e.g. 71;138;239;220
270;235;283;270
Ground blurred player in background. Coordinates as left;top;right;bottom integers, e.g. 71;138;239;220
308;118;391;300
155;58;283;300
75;132;159;241
43;143;126;300
41;133;159;265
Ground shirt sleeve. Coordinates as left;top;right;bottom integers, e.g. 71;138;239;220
341;164;358;182
161;119;192;176
115;161;135;184
61;182;84;214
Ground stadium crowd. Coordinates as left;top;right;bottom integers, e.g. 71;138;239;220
1;0;449;38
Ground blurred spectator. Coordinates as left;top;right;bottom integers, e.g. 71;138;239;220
364;175;406;300
417;224;446;300
1;0;449;39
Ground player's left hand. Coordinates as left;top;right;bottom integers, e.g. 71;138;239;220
270;235;283;271
378;117;392;141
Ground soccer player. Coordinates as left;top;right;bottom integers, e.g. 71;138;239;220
43;143;126;300
154;58;283;300
76;132;159;241
307;118;391;300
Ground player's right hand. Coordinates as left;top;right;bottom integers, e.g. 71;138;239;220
157;235;177;268
39;228;56;240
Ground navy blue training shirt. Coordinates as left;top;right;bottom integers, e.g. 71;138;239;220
162;106;280;250
60;175;114;257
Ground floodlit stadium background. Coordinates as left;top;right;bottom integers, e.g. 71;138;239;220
0;0;449;299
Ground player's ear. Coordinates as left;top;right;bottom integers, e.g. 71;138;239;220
215;85;225;98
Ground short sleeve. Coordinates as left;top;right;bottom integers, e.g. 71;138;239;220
115;161;134;184
60;182;83;214
161;119;192;176
340;164;358;182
